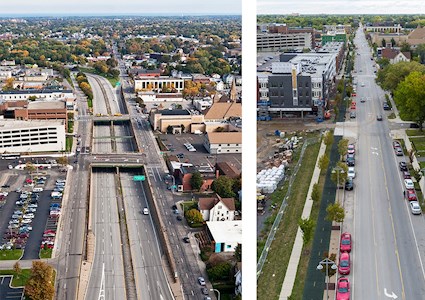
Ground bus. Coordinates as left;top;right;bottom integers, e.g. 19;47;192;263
1;153;21;160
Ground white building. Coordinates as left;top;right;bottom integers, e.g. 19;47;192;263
198;194;235;222
0;90;75;102
0;120;66;153
203;132;242;154
207;220;242;253
134;77;184;93
257;32;313;52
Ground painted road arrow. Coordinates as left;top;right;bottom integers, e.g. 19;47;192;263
384;288;398;299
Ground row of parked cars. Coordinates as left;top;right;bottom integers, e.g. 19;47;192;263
336;232;352;300
184;143;197;152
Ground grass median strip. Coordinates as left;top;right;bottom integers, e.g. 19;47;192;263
0;269;31;287
257;140;321;300
0;249;23;260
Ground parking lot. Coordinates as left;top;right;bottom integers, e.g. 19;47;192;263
160;133;242;170
0;276;24;300
0;160;65;260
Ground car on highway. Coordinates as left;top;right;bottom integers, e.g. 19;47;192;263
395;147;403;156
143;207;149;215
410;201;422;215
338;252;351;275
376;114;383;121
201;287;209;295
340;232;352;252
404;179;414;190
183;237;190;243
399;162;408;171
345;178;353;191
347;167;355;179
347;144;355;154
405;189;417;201
336;277;350;300
360;97;365;103
177;215;183;221
198;276;206;286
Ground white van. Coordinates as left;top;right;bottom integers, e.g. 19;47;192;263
33;187;43;193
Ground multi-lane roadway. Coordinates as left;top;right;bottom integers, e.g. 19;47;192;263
344;25;425;300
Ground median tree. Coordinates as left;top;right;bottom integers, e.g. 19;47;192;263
326;202;345;223
323;131;334;147
318;154;330;171
25;261;55;300
298;218;315;246
394;71;425;130
212;176;235;198
337;138;349;160
311;183;320;202
190;172;203;191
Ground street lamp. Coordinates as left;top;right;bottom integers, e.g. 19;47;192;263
317;257;337;300
210;288;220;300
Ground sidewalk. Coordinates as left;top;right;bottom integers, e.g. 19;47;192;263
279;138;327;299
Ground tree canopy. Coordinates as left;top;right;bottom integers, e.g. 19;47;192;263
25;261;55;300
376;61;425;92
212;176;236;198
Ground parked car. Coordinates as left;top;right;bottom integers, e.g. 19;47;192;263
177;215;183;221
350;111;356;119
402;171;411;179
410;201;422;215
347;167;355;179
345;178;354;191
399;162;408;171
404;179;414;190
347;144;355;154
346;156;355;167
406;190;417;201
338;252;351;275
393;141;401;149
340;232;352;252
201;287;209;295
395;147;403;156
383;102;390;110
183;237;190;243
336;277;350;300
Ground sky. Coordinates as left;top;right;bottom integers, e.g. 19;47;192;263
258;0;425;15
0;0;241;16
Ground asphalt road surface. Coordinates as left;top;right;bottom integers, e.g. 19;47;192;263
0;276;24;300
344;25;425;300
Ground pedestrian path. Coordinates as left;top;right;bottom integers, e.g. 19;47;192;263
279;138;327;299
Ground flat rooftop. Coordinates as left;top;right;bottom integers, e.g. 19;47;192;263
28;101;66;110
158;109;191;116
0;119;64;129
207;220;242;243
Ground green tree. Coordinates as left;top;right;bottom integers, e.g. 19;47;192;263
25;261;55;300
212;176;235;198
190;172;203;191
323;131;334;146
185;209;204;224
330;162;348;187
311;183;320;202
206;261;232;281
376;61;425;92
318;154;330;171
337;138;349;159
394;71;425;130
298;218;315;246
13;261;22;282
326;202;345;223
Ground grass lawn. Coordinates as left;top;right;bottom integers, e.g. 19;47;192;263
40;248;52;259
0;249;23;260
66;136;73;152
410;137;425;152
290;143;330;299
0;269;31;287
79;67;119;87
406;129;425;137
257;140;321;300
181;201;197;212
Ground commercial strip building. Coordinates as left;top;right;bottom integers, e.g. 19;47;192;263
149;109;204;134
203;132;242;154
206;220;242;253
0;89;74;102
0;119;65;153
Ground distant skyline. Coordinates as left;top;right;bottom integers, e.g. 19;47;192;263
258;0;425;15
0;0;241;16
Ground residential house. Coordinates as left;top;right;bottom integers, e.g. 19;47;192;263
203;132;242;154
206;220;242;253
198;194;235;222
381;47;411;64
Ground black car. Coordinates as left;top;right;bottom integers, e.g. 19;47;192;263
345;178;354;191
172;205;177;210
399;162;408;171
183;237;190;243
376;114;383;121
395;147;404;156
177;215;183;221
346;157;355;166
383;102;390;110
410;123;420;128
201;287;209;295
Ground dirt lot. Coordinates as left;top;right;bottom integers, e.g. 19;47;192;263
257;119;335;171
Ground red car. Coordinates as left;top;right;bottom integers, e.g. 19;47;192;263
402;171;411;179
406;190;417;201
393;141;401;149
336;277;350;300
338;252;351;275
340;232;352;253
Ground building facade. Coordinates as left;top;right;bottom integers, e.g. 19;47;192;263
257;32;312;52
134;77;184;93
206;220;242;253
0;120;65;153
203;132;242;154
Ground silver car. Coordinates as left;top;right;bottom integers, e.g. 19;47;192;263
410;201;422;215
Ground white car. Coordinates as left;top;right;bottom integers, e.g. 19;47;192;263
404;179;414;190
23;213;35;219
21;219;32;224
347;167;356;179
347;144;355;154
143;207;149;215
410;201;422;215
188;147;196;152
